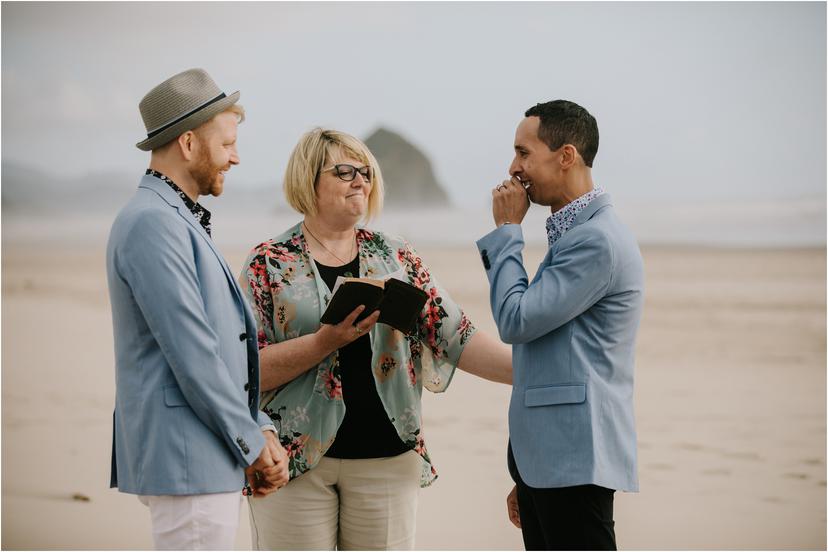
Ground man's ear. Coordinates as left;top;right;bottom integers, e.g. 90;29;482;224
559;144;580;170
177;131;197;162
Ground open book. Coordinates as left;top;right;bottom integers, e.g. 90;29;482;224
320;276;428;335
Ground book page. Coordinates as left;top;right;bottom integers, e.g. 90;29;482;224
330;275;384;296
329;267;407;296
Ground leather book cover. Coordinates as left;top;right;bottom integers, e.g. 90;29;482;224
377;278;428;335
320;278;428;335
320;280;384;326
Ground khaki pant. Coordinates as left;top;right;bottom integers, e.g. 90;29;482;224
248;451;421;550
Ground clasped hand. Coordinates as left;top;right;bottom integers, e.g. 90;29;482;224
245;430;289;496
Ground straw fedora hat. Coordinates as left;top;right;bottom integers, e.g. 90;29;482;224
136;68;240;151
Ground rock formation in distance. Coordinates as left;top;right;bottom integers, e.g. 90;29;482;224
363;127;450;208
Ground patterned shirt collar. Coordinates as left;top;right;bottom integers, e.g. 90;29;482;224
146;169;212;236
545;185;605;247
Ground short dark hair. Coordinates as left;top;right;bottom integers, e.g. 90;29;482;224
525;100;599;167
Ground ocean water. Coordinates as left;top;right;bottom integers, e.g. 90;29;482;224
2;197;824;249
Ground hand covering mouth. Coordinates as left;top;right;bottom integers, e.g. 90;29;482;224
514;175;531;190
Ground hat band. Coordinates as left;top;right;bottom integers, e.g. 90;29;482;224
146;93;227;139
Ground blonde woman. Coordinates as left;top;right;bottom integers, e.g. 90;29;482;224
239;128;511;550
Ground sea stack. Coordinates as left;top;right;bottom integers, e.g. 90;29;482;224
364;127;450;208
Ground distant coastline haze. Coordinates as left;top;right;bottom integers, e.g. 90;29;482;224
2;1;825;247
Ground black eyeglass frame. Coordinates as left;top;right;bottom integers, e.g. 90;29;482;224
320;163;374;183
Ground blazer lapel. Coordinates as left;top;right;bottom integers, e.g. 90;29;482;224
138;175;244;305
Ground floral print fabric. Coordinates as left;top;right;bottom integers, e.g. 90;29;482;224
545;185;604;246
239;222;476;487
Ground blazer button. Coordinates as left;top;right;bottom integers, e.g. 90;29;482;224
244;383;250;391
239;332;248;341
236;437;250;455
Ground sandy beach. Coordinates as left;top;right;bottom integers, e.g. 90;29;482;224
2;241;825;550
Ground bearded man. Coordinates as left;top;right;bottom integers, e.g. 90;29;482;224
106;68;288;550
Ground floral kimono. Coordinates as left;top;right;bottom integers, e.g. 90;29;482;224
239;222;476;487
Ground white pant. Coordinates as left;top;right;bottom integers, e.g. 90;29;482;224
248;451;422;550
138;492;241;550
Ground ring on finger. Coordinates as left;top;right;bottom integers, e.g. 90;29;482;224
354;326;363;335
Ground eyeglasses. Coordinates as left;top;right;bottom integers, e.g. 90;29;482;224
321;163;374;183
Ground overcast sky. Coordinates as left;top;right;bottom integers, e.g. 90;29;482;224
2;2;825;209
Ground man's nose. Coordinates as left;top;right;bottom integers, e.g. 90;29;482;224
229;148;240;166
508;157;521;177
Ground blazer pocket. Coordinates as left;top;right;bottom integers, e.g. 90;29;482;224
524;383;586;407
164;384;188;407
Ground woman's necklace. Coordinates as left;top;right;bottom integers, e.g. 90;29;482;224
302;222;356;265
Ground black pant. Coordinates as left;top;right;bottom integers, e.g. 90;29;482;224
509;444;617;551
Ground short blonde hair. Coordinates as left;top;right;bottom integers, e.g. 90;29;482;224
283;128;384;221
227;103;245;124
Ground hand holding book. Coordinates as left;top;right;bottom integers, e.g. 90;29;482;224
321;277;429;335
315;304;382;353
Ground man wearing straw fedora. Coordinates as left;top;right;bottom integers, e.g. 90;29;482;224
106;68;288;550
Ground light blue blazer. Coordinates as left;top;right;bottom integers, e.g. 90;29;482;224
106;174;271;495
477;194;643;492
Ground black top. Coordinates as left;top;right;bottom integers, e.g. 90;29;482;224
315;255;409;459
